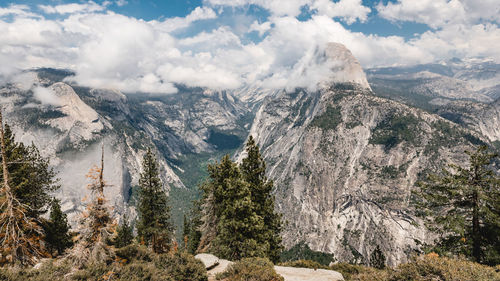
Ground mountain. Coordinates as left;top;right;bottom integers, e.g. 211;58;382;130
0;45;498;266
0;69;252;231
242;44;494;266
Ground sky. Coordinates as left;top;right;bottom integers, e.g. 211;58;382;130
0;0;499;93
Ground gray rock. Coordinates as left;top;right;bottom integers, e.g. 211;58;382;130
274;266;344;281
195;253;220;269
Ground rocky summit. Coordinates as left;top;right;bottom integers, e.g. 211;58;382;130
0;42;498;266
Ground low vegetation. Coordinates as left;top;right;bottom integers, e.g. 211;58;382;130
216;257;283;281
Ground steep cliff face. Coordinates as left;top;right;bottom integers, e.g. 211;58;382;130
244;46;489;266
0;70;251;227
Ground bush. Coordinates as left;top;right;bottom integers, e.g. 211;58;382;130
279;259;329;270
347;254;500;281
115;244;153;263
329;263;375;280
280;241;334;266
216;257;284;281
155;252;208;281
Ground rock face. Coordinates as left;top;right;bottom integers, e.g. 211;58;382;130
0;69;251;227
243;48;491;266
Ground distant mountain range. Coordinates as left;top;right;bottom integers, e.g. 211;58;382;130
1;46;498;266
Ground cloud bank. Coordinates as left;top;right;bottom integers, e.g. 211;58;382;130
0;0;498;93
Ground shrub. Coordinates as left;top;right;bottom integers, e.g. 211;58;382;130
280;241;334;266
329;263;375;280
115;244;153;263
216;257;284;281
155;252;208;281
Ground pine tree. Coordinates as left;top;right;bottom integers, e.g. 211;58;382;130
199;155;266;260
240;136;283;263
0;110;47;265
369;245;386;269
415;146;500;265
0;124;59;219
45;199;72;256
137;148;173;254
186;200;202;254
114;216;133;248
68;145;115;267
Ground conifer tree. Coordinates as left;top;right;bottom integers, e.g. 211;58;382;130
137;148;173;253
240;136;283;263
369;245;386;269
0;124;59;219
114;216;133;248
415;146;500;265
45;199;72;256
186;199;202;254
199;155;266;260
68;145;115;267
0;110;47;265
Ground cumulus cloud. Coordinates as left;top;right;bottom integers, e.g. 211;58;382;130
38;1;105;15
0;4;39;18
376;0;499;29
0;1;498;93
33;86;60;106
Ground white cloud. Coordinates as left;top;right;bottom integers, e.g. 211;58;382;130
376;0;499;29
38;1;105;15
155;6;217;32
311;0;371;24
115;0;128;7
0;1;498;94
33;86;60;106
0;4;39;18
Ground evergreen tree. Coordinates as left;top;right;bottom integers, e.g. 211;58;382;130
114;216;133;248
45;199;72;256
137;148;173;253
200;155;266;260
186;200;202;254
0;110;47;265
0;124;59;219
369;245;386;269
240;136;283;263
415;146;500;265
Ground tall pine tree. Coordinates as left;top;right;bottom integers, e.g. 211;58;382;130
240;136;283;263
44;199;72;256
0;110;47;265
415;146;500;265
137;148;173;254
114;215;133;248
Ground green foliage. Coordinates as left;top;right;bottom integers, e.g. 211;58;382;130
279;259;329;269
44;199;73;256
369;245;386;269
185;199;202;254
280;241;334;266
199;137;283;261
380;165;399;179
329;263;373;280
216;257;284;281
0;124;60;218
114;216;134;248
310;106;343;130
369;114;419;150
415;146;500;265
240;136;283;263
206;129;243;150
115;244;153;263
155;252;208;281
137;148;173;253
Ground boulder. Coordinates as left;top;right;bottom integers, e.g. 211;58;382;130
195;253;220;270
274;266;344;281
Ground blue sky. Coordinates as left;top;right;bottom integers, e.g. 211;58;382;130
0;0;499;92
